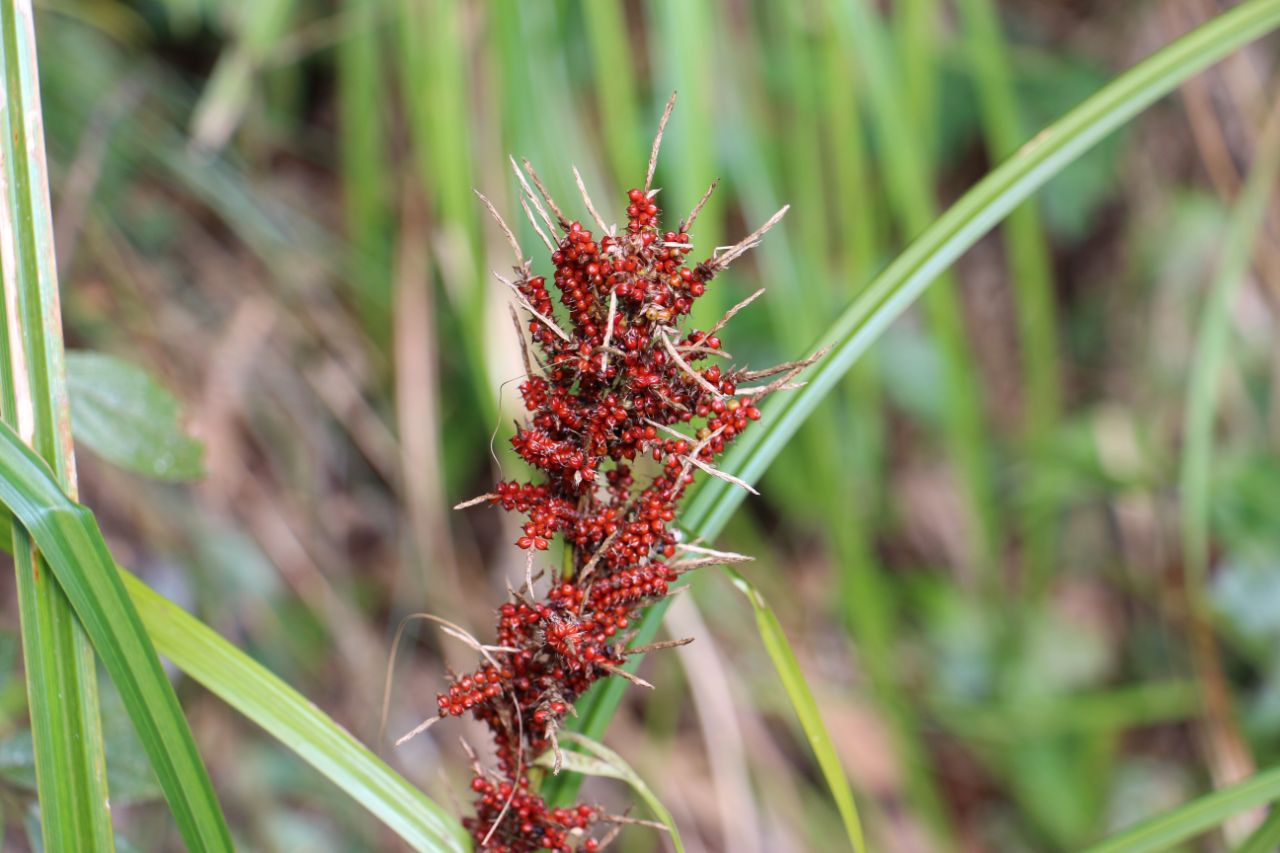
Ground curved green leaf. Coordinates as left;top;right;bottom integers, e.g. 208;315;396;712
121;569;471;853
684;0;1280;542
0;417;469;851
1083;766;1280;853
535;732;684;853
1180;104;1280;586
0;425;471;850
548;0;1280;807
2;2;116;848
724;568;865;853
0;421;232;849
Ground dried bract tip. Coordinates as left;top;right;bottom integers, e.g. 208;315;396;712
522;157;569;228
455;493;498;510
394;714;442;746
681;177;720;233
572;166;611;235
646;91;678;192
625;637;695;655
509;155;557;235
710;204;790;271
475;189;524;262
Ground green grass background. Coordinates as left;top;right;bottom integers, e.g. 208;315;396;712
5;0;1280;850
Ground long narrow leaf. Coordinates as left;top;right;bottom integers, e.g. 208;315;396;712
582;0;643;185
1180;100;1280;586
0;422;232;849
1083;766;1280;853
0;456;467;850
535;733;685;853
121;569;471;853
957;0;1063;590
813;7;950;838
840;0;1001;570
0;417;467;850
1;2;116;848
2;4;235;848
724;568;866;853
552;0;1280;805
338;0;393;342
7;533;111;851
686;0;1280;541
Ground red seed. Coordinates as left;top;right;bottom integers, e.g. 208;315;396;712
445;129;805;849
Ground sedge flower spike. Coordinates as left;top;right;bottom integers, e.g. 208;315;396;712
434;96;812;852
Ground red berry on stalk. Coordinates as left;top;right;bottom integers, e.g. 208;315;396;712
439;95;805;851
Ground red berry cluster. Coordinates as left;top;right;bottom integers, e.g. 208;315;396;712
466;776;600;853
444;137;802;850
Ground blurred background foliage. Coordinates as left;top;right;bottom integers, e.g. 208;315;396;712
4;0;1280;849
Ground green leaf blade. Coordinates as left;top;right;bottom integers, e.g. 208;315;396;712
65;351;204;481
11;533;114;852
0;422;232;850
957;0;1063;591
1083;766;1280;853
725;569;866;853
685;0;1280;544
1;1;115;848
1179;104;1280;586
554;0;1280;821
122;570;471;853
537;732;685;853
0;423;468;851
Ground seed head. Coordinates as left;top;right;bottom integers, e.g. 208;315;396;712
441;99;806;851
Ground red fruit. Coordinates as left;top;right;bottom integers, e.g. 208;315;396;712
444;117;807;853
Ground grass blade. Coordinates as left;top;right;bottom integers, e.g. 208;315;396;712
397;0;492;426
1;3;114;847
724;568;866;853
121;570;471;853
0;424;232;849
957;0;1064;591
1172;99;1280;838
682;0;1280;543
812;9;952;837
1180;100;1280;587
552;0;1280;804
1;10;230;845
1083;766;1280;853
582;0;644;185
338;0;394;343
1237;807;1280;853
651;0;720;296
535;732;685;853
0;459;469;850
7;536;111;852
836;0;1002;571
894;0;939;141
